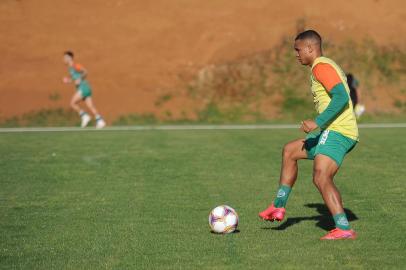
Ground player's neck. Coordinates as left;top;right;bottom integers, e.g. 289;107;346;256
308;53;323;67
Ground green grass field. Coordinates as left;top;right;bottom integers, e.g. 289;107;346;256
1;128;405;269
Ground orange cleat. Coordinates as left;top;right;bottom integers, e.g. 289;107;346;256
320;228;357;240
259;203;286;221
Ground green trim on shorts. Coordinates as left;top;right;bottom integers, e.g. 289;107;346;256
304;129;357;167
77;81;92;99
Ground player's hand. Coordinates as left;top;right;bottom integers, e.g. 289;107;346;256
300;120;318;133
62;77;71;84
74;78;81;85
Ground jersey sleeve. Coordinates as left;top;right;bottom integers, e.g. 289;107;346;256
312;63;342;91
314;84;349;128
74;63;84;72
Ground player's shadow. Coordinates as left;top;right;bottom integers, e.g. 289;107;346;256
264;203;358;231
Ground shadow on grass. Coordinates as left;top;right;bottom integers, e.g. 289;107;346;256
211;229;240;235
262;203;358;231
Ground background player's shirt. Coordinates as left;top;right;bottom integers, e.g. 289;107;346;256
311;57;359;140
68;63;90;90
347;74;359;107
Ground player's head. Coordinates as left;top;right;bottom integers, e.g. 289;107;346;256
63;51;74;65
294;30;322;66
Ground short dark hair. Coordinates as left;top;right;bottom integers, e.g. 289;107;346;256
295;30;322;46
64;51;74;58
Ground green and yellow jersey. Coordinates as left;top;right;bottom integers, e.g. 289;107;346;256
68;63;92;98
311;56;359;141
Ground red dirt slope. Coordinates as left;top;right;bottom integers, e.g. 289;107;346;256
0;0;405;122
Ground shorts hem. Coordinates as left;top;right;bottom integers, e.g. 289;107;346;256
314;152;342;167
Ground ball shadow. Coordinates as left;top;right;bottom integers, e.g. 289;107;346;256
210;229;240;235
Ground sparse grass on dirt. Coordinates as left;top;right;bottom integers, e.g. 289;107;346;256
183;38;406;123
0;108;79;127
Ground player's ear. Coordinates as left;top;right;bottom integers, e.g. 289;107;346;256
307;43;314;54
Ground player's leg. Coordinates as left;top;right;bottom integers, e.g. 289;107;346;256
275;139;309;206
280;138;309;187
259;138;309;221
313;154;356;240
70;91;91;127
84;96;99;116
312;154;344;217
84;97;105;128
70;91;83;114
80;83;105;128
312;130;358;239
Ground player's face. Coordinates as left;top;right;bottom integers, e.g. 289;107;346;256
63;54;72;65
294;39;312;66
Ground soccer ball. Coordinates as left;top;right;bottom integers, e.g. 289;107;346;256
209;205;239;234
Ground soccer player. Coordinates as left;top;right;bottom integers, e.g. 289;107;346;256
347;73;365;119
259;30;359;240
346;73;360;109
62;51;106;128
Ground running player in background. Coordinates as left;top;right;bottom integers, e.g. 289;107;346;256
347;73;365;119
62;51;106;128
259;30;359;240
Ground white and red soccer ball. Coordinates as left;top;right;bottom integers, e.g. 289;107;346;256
209;205;239;234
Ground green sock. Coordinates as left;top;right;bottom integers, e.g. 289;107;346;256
273;185;292;208
333;213;350;230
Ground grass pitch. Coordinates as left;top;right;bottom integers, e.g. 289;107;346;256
1;128;405;269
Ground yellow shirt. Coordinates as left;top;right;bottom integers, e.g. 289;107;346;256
311;57;359;140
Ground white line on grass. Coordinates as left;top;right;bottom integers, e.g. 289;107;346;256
0;123;405;133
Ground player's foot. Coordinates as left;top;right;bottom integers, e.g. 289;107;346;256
81;114;91;128
320;228;357;240
259;203;286;221
96;118;106;129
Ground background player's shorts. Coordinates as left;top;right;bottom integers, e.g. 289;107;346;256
77;82;92;99
304;130;357;167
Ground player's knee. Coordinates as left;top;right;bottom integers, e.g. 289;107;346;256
312;167;327;189
282;143;294;160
